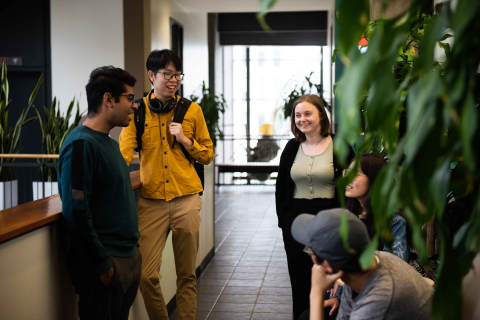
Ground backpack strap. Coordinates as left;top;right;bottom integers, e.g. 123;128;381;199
133;98;146;155
172;97;193;159
171;97;205;194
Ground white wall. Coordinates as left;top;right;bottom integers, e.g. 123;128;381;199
174;12;209;97
50;0;125;115
145;0;209;97
0;224;78;320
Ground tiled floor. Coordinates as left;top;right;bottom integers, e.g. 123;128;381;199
170;185;292;320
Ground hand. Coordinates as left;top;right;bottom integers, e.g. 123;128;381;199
169;118;186;142
330;281;340;298
169;117;193;147
311;264;344;295
324;297;340;316
100;267;114;286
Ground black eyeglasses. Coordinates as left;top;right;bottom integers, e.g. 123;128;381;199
155;71;184;81
113;94;135;106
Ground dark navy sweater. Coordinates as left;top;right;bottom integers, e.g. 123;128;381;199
59;125;139;275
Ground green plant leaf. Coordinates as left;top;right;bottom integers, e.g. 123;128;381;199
460;92;477;171
430;155;452;217
453;222;470;248
439;33;452;41
339;208;354;254
257;0;278;31
359;235;378;270
331;48;342;63
337;0;370;56
438;42;451;59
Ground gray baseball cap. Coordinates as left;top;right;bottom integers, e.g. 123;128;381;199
291;208;370;272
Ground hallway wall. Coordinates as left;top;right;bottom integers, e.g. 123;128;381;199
145;0;209;97
51;0;125;114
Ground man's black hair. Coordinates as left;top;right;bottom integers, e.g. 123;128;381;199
146;49;182;84
85;66;136;114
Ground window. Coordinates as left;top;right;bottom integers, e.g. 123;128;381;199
223;45;323;166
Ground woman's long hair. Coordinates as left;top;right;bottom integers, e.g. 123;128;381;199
346;153;386;238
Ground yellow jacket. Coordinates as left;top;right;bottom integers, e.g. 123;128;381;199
119;94;214;201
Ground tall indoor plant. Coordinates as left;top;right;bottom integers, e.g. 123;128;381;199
259;0;480;319
190;81;227;148
32;97;83;199
0;59;40;208
333;1;480;320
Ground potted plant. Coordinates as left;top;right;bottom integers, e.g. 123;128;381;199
332;2;480;320
259;0;480;318
32;97;83;200
189;81;227;149
0;59;40;209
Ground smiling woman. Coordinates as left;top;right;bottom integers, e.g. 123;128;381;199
345;153;410;262
275;94;354;319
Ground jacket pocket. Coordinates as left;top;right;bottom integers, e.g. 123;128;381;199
143;121;160;147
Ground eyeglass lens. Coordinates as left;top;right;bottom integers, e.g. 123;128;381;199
158;71;184;80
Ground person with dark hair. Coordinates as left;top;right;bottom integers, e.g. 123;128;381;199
275;94;354;319
85;66;137;115
291;209;433;320
58;66;141;320
119;49;214;320
345;153;409;262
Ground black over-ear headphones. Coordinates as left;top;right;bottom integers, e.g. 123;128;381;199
147;89;178;114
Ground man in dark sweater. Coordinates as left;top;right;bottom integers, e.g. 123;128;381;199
58;66;141;320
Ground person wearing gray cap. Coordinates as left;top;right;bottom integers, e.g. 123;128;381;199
292;208;433;320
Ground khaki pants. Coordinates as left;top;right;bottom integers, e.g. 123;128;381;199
138;194;202;320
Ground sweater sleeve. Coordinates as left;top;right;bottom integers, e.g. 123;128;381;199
275;140;293;228
384;215;409;262
70;139;112;275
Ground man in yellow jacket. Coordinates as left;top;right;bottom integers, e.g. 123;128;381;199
119;49;214;320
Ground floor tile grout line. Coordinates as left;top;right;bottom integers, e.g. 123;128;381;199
202;258;240;320
245;204;276;320
213;201;274;320
214;201;234;224
214;197;266;251
203;190;277;320
250;204;281;319
214;222;240;252
206;197;270;319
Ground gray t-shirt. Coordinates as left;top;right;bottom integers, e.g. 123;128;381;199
337;251;433;320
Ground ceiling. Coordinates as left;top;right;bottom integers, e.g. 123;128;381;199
171;0;333;13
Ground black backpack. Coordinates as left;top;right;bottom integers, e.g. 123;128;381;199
133;97;205;194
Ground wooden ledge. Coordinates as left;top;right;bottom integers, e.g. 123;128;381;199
0;170;141;244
